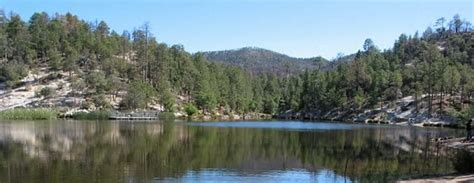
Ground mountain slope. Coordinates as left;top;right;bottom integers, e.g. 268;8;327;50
200;47;328;75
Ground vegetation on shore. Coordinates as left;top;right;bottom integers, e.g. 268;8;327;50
0;108;58;120
71;110;111;120
0;10;472;124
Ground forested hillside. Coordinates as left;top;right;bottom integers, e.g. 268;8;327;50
277;15;474;122
201;47;328;75
0;11;260;115
0;11;473;122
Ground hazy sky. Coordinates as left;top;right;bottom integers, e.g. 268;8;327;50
2;0;473;59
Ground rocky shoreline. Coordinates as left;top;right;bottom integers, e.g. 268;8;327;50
277;95;466;129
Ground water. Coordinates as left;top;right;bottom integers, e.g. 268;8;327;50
0;120;463;182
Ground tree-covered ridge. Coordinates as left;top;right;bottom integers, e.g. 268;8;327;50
0;11;472;121
0;11;259;114
201;47;328;75
279;15;474;119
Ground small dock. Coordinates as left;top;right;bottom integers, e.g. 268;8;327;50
109;111;160;120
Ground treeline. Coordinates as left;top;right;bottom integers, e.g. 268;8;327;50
276;15;474;117
200;47;327;75
0;11;473;117
0;11;261;114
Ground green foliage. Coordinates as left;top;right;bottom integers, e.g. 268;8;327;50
71;78;87;95
92;94;111;109
0;108;58;120
454;103;474;123
47;48;63;70
201;47;329;75
263;96;278;114
184;103;198;117
354;87;366;109
37;87;56;98
72;111;110;120
120;81;156;109
0;11;472;118
85;71;108;94
160;88;175;112
0;63;28;88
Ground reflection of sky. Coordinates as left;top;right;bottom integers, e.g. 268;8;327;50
187;121;390;131
160;169;350;183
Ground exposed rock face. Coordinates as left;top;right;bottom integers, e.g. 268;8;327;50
278;95;464;126
0;71;82;111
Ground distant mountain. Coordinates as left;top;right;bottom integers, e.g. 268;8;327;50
324;53;357;70
200;47;329;75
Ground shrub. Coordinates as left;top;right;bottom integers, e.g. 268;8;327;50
38;87;56;98
0;63;28;88
72;111;111;120
184;103;198;117
85;71;107;93
92;94;111;109
0;108;58;120
453;103;474;124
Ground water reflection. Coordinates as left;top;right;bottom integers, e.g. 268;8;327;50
0;120;462;182
161;169;348;183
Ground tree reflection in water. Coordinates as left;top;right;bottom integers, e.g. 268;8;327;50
0;120;465;182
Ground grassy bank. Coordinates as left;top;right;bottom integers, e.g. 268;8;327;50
0;108;58;120
72;111;111;120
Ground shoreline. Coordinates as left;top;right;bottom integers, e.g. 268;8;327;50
0;107;465;128
398;174;474;183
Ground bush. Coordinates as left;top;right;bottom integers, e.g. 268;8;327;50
37;87;56;98
92;94;111;109
85;71;107;93
0;108;58;120
184;103;198;117
72;111;111;120
453;103;474;124
0;63;28;88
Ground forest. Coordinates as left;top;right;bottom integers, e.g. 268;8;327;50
0;11;473;120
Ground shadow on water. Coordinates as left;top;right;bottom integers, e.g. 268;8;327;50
0;120;466;182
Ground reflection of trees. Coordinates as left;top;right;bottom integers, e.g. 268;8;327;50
297;128;457;182
0;122;461;182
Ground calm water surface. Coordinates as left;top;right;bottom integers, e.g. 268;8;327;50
0;120;463;182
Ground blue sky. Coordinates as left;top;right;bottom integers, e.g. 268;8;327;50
2;0;473;59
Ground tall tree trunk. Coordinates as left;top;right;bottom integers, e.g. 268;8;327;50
439;88;443;113
428;62;433;117
460;85;465;109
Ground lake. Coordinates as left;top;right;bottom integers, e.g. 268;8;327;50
0;120;465;182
